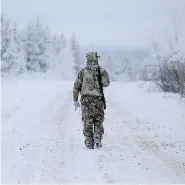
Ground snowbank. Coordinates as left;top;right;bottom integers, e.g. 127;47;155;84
108;82;185;138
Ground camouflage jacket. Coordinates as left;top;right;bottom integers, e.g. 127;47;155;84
73;66;110;101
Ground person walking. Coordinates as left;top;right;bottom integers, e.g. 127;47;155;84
73;52;110;149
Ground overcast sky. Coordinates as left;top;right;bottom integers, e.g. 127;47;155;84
2;0;185;47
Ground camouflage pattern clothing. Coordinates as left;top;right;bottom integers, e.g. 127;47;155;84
81;95;104;147
73;52;110;149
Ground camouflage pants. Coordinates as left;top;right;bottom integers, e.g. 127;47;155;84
80;95;104;146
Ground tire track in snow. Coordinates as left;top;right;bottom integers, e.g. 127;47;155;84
92;100;149;183
30;91;73;183
107;98;185;183
2;85;72;184
50;97;108;184
45;93;177;183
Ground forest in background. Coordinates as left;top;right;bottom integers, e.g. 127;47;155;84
1;10;185;97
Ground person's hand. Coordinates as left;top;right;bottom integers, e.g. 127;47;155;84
74;101;80;111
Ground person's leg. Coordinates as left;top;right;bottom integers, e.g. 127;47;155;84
94;120;104;147
93;98;104;147
81;96;94;149
83;116;94;149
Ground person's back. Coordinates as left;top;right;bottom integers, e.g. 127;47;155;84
73;52;110;149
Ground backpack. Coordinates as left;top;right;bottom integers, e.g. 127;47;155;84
80;67;106;110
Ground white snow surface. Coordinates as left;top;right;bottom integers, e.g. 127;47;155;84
1;79;185;184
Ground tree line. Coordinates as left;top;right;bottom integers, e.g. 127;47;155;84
1;14;81;79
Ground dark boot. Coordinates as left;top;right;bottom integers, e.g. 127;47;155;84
94;138;102;148
94;122;103;148
86;144;94;149
85;139;94;149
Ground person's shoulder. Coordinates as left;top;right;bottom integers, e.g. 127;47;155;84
77;68;86;78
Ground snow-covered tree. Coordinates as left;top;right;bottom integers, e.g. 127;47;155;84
61;43;76;80
35;18;52;72
1;15;82;80
9;23;25;75
50;32;67;69
1;15;25;77
1;15;11;58
70;33;81;74
148;4;185;97
1;15;11;76
22;21;39;71
52;33;66;55
22;17;52;72
117;56;130;75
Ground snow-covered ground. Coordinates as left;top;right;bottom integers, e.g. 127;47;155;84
1;79;185;183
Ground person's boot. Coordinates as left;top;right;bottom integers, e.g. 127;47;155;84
94;137;102;148
95;140;102;148
85;139;94;149
86;144;94;149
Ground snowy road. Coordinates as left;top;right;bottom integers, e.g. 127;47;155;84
2;80;185;184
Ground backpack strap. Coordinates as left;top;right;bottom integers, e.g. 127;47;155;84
97;67;106;109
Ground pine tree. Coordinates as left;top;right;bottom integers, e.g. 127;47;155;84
61;43;76;80
22;17;51;72
34;17;52;72
60;33;66;50
70;33;81;74
1;15;25;77
1;15;11;75
22;21;39;71
50;32;67;70
11;22;26;74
